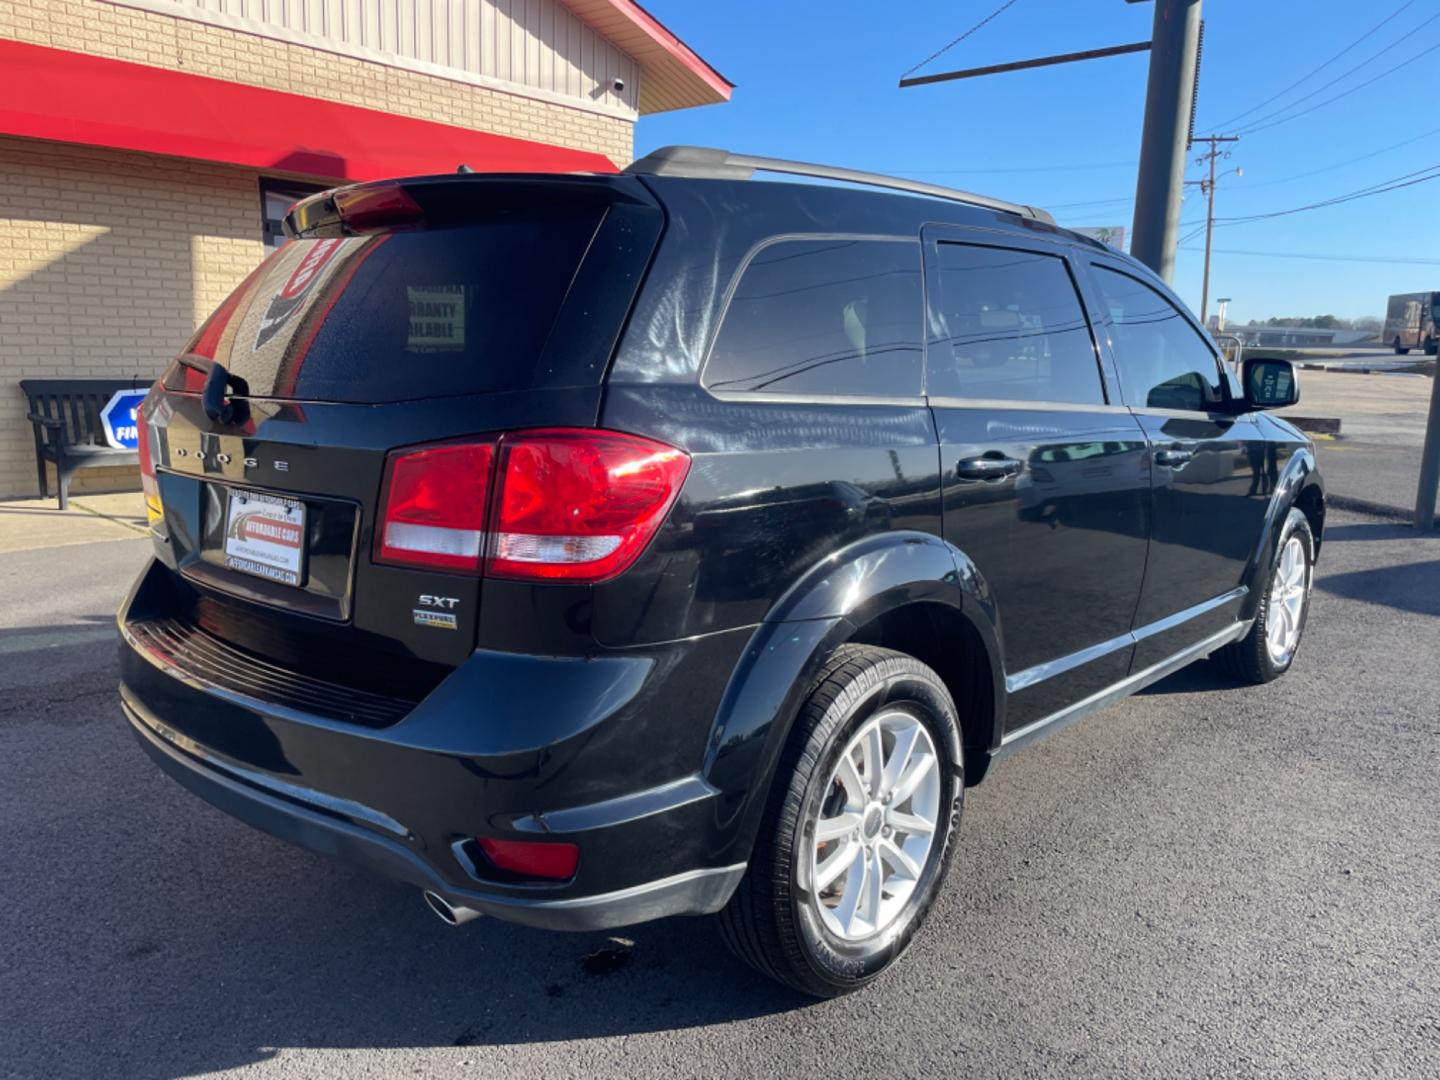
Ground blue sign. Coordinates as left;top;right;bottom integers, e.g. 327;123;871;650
100;389;148;451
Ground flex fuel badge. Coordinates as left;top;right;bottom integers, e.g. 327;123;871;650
413;593;460;630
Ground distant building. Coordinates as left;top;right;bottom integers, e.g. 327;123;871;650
1206;321;1372;347
1;1;730;497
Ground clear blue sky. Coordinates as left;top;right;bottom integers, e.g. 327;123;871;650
638;0;1440;326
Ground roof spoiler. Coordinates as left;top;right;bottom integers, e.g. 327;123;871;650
282;174;654;239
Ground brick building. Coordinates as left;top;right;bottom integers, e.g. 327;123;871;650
0;0;729;497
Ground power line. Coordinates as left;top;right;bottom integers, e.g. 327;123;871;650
1050;124;1440;224
1203;1;1416;131
1178;246;1440;266
928;123;1440;220
900;160;1134;175
1049;195;1136;210
1167;163;1440;231
1242;125;1440;189
1214;163;1440;226
1236;30;1440;136
1096;127;1440;223
1233;9;1440;133
900;0;1024;79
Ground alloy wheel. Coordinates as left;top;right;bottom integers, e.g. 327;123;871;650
1266;534;1309;666
807;708;941;941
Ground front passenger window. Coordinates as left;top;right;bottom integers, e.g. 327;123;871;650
1093;266;1224;412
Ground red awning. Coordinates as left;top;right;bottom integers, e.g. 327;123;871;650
0;40;617;181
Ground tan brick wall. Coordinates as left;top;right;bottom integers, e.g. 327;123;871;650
0;0;638;499
0;137;263;497
0;1;635;167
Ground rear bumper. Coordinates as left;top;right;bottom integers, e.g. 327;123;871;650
123;693;742;929
118;560;751;930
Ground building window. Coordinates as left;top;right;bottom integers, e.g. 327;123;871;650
260;179;328;250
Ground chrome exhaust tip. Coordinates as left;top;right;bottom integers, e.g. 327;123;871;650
423;890;482;926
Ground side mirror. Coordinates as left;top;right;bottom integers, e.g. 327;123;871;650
1241;357;1299;410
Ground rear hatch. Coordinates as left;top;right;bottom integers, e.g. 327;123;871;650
134;174;663;701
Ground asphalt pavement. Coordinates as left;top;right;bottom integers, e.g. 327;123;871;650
1280;369;1437;522
2;520;1438;1079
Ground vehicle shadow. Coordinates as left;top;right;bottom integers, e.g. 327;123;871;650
0;631;813;1079
77;864;808;1076
1319;521;1440;544
1315;558;1440;617
1136;658;1247;696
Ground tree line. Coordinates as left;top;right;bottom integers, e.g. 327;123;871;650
1244;315;1382;331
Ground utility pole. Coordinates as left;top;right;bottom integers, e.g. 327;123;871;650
1190;135;1239;324
1417;364;1440;530
1130;0;1204;281
898;0;1202;280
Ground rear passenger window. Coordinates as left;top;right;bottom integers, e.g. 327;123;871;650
1093;266;1224;412
927;243;1103;404
704;238;923;397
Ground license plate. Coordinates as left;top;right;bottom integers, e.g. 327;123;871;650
223;489;306;586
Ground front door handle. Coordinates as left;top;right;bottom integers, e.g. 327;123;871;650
957;454;1024;481
1154;448;1194;467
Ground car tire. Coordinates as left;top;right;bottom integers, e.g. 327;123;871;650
1394;336;1409;355
717;644;963;997
1215;508;1314;684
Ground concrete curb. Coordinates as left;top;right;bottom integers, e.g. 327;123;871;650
1299;363;1433;376
1285;416;1341;435
72;498;147;535
1326;493;1438;529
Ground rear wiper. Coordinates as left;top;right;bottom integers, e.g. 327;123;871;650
177;354;251;426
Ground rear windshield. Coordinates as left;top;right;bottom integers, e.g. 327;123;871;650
170;208;604;402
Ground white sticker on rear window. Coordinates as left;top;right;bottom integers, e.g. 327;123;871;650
407;285;466;351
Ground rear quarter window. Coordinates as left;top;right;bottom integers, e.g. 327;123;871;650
171;207;605;402
703;237;924;398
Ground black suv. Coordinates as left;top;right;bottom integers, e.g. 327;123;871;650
118;147;1324;996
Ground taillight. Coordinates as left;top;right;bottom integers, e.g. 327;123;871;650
375;442;495;571
373;429;689;582
476;837;579;881
135;383;162;529
489;430;690;583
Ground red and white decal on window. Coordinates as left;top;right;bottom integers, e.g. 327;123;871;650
254;238;346;351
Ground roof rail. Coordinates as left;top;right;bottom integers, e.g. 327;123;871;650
623;145;1055;224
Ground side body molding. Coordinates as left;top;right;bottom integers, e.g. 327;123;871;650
698;531;1004;869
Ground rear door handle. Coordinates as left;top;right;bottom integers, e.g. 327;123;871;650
1154;448;1194;467
957;454;1023;481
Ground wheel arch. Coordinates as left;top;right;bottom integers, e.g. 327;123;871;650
1242;445;1324;619
700;531;1004;870
1294;473;1326;558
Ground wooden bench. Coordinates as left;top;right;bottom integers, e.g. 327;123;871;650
21;378;144;510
